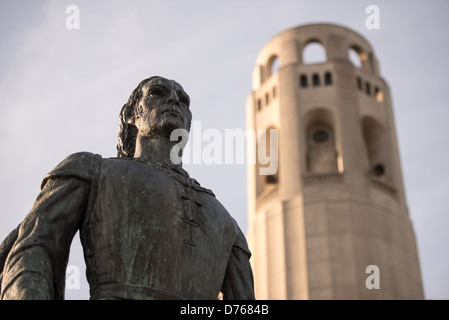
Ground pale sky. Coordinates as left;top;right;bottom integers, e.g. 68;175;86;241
0;0;448;300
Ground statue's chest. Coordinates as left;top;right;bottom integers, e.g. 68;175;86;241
83;159;236;296
90;160;235;267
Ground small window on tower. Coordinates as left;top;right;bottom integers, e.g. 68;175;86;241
266;175;278;184
257;99;262;111
325;72;332;85
357;77;362;90
366;82;371;96
300;75;308;88
273;86;277;99
372;163;385;177
313;129;329;143
312;74;320;87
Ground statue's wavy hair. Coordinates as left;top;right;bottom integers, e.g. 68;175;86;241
117;76;157;158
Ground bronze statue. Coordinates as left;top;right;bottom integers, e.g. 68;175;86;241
0;76;255;300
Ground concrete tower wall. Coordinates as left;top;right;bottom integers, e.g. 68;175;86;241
246;24;424;299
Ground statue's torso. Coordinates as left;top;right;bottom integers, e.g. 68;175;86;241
81;158;237;300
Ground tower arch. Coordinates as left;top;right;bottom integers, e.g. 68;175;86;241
361;115;392;182
303;108;339;174
348;44;375;74
267;55;280;77
302;40;327;65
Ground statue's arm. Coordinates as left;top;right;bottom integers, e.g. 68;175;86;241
1;152;98;300
221;223;255;300
0;177;89;300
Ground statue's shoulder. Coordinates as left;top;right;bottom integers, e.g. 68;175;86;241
231;217;251;257
41;152;103;189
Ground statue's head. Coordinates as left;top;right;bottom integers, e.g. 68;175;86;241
117;76;192;158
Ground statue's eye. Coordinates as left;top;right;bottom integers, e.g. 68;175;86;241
149;88;164;98
178;93;190;106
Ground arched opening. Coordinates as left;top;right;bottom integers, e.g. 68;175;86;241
348;45;373;73
267;55;280;77
304;109;339;174
362;116;390;180
303;41;327;64
348;47;362;68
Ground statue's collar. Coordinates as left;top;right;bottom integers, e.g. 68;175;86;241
131;157;214;196
133;157;189;177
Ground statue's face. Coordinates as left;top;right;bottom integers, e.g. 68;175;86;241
133;77;192;138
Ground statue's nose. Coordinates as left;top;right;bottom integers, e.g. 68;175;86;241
167;90;180;105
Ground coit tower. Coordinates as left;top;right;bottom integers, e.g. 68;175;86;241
246;23;424;299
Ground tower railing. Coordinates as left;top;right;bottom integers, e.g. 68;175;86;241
256;186;279;210
368;176;397;196
302;172;344;185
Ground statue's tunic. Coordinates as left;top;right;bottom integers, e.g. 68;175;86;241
0;152;254;300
